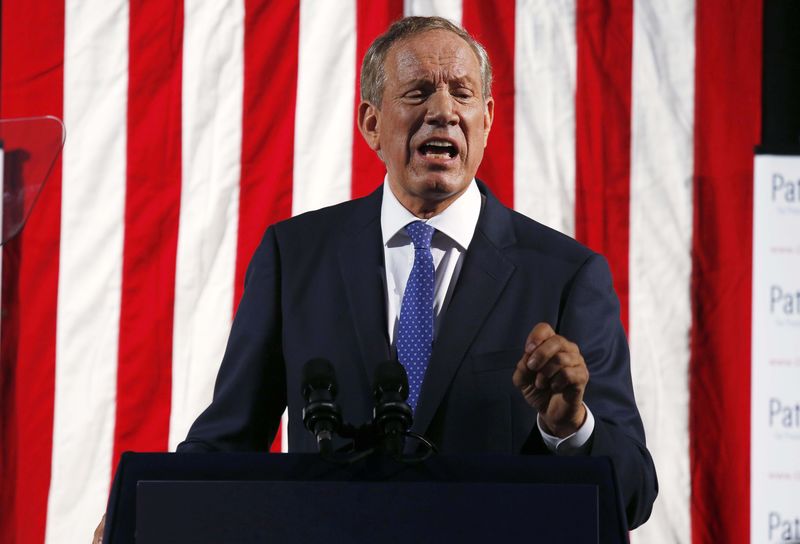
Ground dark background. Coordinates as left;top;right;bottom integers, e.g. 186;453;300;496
761;0;800;152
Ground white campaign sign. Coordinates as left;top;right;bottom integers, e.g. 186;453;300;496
751;154;800;544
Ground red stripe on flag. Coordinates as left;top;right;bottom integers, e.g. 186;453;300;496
351;0;404;199
237;0;301;452
574;0;634;329
0;2;64;542
462;0;515;208
690;1;761;542
113;0;184;468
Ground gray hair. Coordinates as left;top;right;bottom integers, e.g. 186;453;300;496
359;16;493;106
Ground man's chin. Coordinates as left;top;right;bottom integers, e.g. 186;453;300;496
413;173;471;198
387;170;473;214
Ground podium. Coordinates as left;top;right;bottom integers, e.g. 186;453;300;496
0;116;65;246
103;452;629;543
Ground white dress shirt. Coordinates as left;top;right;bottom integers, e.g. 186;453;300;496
379;178;594;454
381;178;481;344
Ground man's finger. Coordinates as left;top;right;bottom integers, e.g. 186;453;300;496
526;336;578;372
512;351;535;388
548;365;589;394
528;352;587;392
524;322;555;354
535;352;583;379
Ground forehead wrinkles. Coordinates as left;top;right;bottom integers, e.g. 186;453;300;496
388;35;480;87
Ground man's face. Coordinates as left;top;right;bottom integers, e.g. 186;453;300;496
360;29;494;213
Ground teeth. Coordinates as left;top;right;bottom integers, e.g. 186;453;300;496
420;140;456;159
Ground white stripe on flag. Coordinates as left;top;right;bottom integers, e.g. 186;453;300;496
169;0;245;450
513;0;577;236
292;0;356;216
628;0;695;541
47;1;129;542
404;0;463;24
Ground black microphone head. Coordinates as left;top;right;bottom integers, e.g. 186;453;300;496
301;358;338;400
373;360;409;401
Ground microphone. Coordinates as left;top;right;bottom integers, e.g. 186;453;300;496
372;360;413;456
301;358;342;455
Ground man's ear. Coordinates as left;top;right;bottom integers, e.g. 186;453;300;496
357;101;381;152
483;96;495;148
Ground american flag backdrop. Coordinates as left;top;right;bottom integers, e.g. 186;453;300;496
0;0;760;543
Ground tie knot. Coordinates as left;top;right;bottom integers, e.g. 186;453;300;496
404;221;435;249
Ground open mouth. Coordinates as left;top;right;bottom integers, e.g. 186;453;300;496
418;139;458;160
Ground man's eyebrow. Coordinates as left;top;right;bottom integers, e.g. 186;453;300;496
399;77;435;89
399;75;477;89
448;76;477;87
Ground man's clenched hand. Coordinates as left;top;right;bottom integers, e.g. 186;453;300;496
512;323;589;437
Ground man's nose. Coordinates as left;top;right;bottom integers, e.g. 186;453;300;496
425;90;458;126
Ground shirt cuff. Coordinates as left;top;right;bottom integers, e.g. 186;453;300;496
537;404;595;456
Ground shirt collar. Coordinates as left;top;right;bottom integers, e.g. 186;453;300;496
380;176;481;250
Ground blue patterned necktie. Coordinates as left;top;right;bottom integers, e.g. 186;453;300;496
397;220;435;412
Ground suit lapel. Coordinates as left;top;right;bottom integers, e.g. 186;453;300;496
412;187;517;437
338;188;391;382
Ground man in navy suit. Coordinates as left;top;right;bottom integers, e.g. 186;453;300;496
177;16;657;530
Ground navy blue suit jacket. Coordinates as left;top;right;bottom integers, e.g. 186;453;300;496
178;181;657;528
